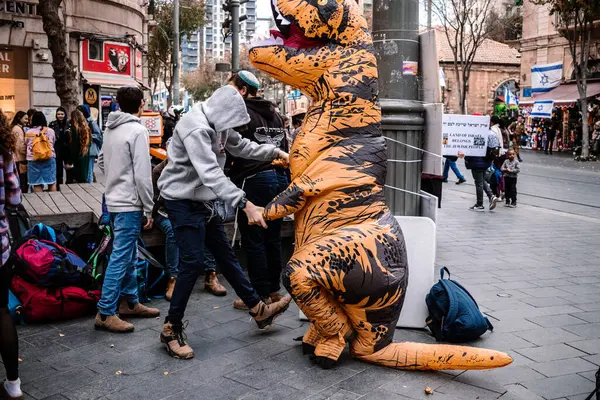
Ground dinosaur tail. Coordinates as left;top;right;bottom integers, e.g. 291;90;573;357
354;342;513;371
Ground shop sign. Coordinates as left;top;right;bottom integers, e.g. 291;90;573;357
0;1;39;16
442;114;490;157
81;40;132;76
84;87;98;105
0;48;28;79
83;84;101;125
135;50;143;81
140;112;163;138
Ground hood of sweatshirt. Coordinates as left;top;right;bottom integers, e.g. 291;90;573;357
201;85;250;132
245;97;277;120
106;111;141;130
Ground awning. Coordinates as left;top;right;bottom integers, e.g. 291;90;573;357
81;72;146;90
519;82;600;107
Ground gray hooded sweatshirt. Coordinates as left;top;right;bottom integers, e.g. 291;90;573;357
158;85;280;207
98;111;154;215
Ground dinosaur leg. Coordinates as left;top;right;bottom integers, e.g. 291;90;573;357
283;258;352;368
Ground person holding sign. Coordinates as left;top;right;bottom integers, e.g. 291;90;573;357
464;129;500;211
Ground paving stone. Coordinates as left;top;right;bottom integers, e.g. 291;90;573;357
500;383;545;400
519;287;573;298
521;374;596;399
435;380;502;400
567;339;600;354
283;366;359;396
457;366;546;386
23;367;99;399
488;305;583;320
356;387;417;399
225;359;302;390
307;387;362;400
570;311;600;323
563;323;600;339
583;353;600;366
240;383;307;400
174;377;256;400
525;314;588;328
333;365;402;395
513;327;582;346
521;296;575;308
380;371;454;399
531;357;598;377
491;318;542;333
515;344;588;362
578;369;598;383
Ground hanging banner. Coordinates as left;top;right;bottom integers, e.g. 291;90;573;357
531;62;562;94
81;40;132;76
531;100;554;119
442;114;490;157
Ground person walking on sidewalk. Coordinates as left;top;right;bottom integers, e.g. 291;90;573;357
0;111;24;400
151;155;227;301
157;85;292;360
508;116;524;162
442;155;466;185
95;86;160;333
501;149;520;208
464;127;500;211
226;71;290;310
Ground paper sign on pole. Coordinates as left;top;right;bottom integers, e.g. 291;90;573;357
442;114;490;157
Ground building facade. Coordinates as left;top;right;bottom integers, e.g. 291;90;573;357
518;0;600;103
435;29;521;114
0;0;148;125
181;0;257;72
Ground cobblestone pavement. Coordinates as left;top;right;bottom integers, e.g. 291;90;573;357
14;155;600;399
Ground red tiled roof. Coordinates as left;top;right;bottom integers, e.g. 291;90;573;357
434;29;521;65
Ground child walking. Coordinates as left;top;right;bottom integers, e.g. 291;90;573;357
501;149;520;208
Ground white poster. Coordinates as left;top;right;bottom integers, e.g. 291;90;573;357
140;114;163;137
442;114;490;157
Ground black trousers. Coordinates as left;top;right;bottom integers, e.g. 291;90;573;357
504;176;517;204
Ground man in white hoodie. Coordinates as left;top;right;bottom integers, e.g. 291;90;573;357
95;86;160;333
157;85;292;359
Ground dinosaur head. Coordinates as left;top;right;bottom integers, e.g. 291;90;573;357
249;0;373;99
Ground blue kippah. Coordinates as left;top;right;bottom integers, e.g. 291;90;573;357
238;70;260;90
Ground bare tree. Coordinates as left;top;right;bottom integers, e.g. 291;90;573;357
430;0;495;114
38;0;79;114
532;0;600;159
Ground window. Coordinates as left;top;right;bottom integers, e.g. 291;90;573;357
88;40;103;61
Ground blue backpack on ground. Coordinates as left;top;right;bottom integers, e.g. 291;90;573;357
426;267;493;343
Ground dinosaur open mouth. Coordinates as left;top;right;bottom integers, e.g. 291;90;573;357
249;1;324;50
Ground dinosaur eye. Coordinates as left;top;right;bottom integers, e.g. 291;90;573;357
318;0;327;4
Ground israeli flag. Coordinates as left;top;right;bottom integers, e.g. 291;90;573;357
440;68;446;88
531;62;562;93
505;87;518;106
531;100;554;119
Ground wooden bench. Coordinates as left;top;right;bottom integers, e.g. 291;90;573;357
22;183;294;248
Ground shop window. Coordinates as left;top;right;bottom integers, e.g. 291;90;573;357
89;41;103;61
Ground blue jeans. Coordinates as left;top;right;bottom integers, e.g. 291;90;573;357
88;157;96;183
97;211;142;316
443;159;465;180
155;214;217;278
165;199;261;325
237;170;288;298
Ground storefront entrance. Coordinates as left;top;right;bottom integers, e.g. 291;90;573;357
0;47;29;119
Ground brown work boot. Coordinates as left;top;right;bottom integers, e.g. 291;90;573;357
165;277;176;301
249;294;292;330
118;300;160;318
94;312;134;333
232;297;249;310
160;321;194;359
204;272;227;296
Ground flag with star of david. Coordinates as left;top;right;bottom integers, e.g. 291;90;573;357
531;62;563;94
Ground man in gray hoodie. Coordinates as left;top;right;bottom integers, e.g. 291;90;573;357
157;85;292;359
95;86;160;333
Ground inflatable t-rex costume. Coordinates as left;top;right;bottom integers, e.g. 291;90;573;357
250;0;512;371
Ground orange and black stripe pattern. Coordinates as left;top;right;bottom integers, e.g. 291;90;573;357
250;0;511;371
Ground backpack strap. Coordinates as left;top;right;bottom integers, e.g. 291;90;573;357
438;279;459;333
440;267;451;280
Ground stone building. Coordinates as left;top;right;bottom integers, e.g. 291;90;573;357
435;29;521;114
0;0;148;127
518;0;600;105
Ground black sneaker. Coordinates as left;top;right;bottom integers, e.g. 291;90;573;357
469;204;485;211
456;178;467;185
442;179;448;183
489;196;498;210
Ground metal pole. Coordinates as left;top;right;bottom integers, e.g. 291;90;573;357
373;0;423;216
231;0;240;71
173;0;180;105
427;0;432;30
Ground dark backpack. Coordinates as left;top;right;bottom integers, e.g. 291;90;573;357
426;267;493;343
83;226;113;288
66;222;105;262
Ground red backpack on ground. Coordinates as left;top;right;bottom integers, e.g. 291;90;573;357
10;275;100;322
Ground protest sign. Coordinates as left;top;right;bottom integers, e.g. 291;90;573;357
442;114;490;157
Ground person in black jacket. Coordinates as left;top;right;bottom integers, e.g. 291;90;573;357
464;128;500;211
49;107;70;189
162;106;182;148
227;71;290;310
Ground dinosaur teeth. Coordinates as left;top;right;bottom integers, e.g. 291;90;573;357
249;35;285;50
272;0;291;26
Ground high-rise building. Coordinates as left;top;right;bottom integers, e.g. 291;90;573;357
181;0;257;72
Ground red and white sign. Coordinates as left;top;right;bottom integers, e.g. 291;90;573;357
81;40;132;76
135;50;143;81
